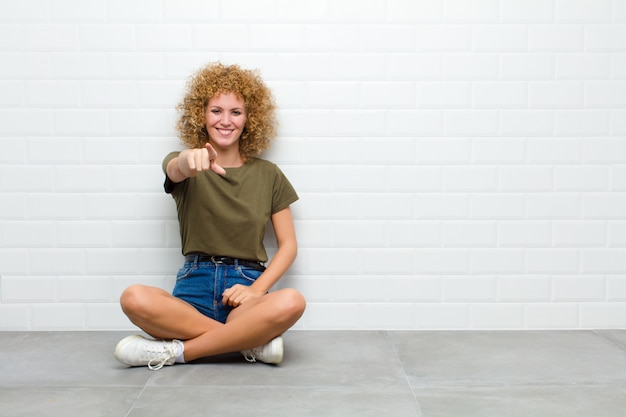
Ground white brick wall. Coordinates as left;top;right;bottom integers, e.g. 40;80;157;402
1;0;626;330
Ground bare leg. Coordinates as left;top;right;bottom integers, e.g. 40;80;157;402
120;285;306;362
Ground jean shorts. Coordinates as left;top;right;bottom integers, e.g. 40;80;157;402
172;256;264;324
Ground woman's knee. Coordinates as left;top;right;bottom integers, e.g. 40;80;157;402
277;288;306;320
119;285;156;317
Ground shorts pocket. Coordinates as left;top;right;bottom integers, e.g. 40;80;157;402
175;264;195;281
236;266;263;282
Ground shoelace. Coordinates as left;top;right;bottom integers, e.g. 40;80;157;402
146;341;176;371
243;350;257;363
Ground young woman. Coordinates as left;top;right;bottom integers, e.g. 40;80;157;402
114;62;306;370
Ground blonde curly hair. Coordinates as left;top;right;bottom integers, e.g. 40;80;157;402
176;62;277;159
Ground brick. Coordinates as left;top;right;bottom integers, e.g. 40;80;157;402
387;53;443;80
360;304;415;329
580;302;626;328
472;82;527;108
26;81;81;108
556;53;610;80
553;276;605;301
334;166;386;191
50;0;106;21
416;194;470;219
444;54;499;80
555;110;610;136
359;194;414;220
359;24;414;52
553;221;607;247
415;25;472;51
415;249;470;274
2;221;55;247
0;0;49;21
554;166;608;191
444;166;498;191
79;24;134;51
498;221;552;247
417;82;471;108
499;166;553;191
386;221;442;248
249;24;304;51
500;0;554;23
585;24;626;51
387;0;443;22
443;276;496;303
529;82;584;108
471;249;524;274
529;25;584;51
106;0;162;21
499;110;554;136
361;82;416;108
359;249;415;274
524;304;579;329
0;54;51;79
527;194;581;219
497;276;551;301
581;249;626;273
304;25;359;51
444;110;498;136
556;0;611;22
56;221;111;247
385;276;441;302
162;0;219;21
52;53;107;79
472;25;527;51
582;138;626;163
23;24;79;51
31;304;85;330
442;221;497;247
472;138;526;164
608;221;626;246
387;166;443;192
1;276;56;302
501;53;554;80
527;138;581;163
81;81;136;108
471;193;525;219
415;138;471;163
443;0;499;22
582;193;626;218
607;276;626;300
57;276;113;302
585;82;626;107
304;82;359;108
388;110;443;136
470;303;524;329
333;221;386;248
414;303;469;329
526;249;579;274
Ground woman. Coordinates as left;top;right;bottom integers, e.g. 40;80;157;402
114;62;306;370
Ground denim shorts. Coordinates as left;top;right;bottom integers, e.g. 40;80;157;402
172;256;264;324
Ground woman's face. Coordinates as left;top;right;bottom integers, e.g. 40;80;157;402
205;92;247;151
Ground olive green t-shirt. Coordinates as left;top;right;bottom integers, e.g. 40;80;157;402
162;152;298;262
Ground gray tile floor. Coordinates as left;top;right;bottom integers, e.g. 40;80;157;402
1;330;626;416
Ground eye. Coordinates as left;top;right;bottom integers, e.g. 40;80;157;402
232;110;242;116
211;109;220;114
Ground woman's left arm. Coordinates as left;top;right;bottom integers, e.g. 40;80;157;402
222;206;297;306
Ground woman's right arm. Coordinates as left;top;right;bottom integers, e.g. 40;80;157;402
166;144;225;183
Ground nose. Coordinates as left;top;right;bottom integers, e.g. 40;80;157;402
219;113;231;126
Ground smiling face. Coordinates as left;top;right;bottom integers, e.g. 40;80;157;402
205;92;247;151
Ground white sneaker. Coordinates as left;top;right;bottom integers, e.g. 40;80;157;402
242;335;284;364
114;335;182;370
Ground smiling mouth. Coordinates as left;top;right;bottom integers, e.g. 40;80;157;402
216;128;234;136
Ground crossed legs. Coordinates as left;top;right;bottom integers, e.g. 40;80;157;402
119;284;306;362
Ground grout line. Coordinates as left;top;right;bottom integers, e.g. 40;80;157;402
384;330;423;416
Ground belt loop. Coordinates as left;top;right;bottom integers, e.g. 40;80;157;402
233;258;239;268
193;255;199;268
